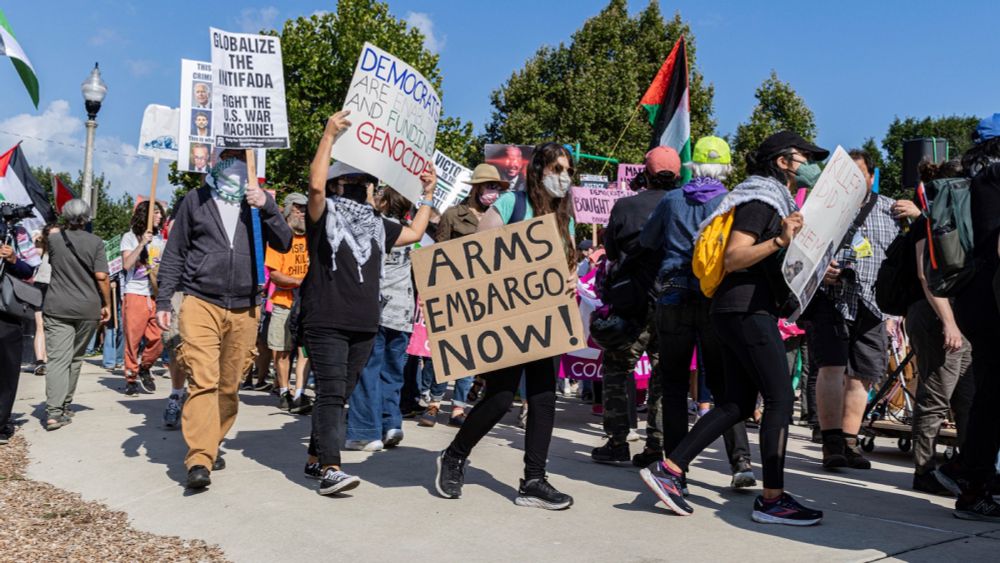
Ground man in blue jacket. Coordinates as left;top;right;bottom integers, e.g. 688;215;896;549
156;152;292;490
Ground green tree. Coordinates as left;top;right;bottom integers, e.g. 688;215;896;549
877;115;979;199
484;0;715;176
31;166;133;240
167;160;202;211
731;71;817;183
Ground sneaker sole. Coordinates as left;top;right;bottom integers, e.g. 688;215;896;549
592;457;631;465
384;436;403;448
639;467;693;516
186;477;211;490
751;510;821;526
954;510;1000;522
434;454;460;499
731;471;757;489
139;380;156;393
822;455;848;469
514;495;573;510
933;470;964;497
318;476;361;496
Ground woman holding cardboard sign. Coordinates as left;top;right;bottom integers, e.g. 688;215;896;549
301;110;436;497
435;142;577;511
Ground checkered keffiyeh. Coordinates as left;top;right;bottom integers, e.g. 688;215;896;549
823;194;900;322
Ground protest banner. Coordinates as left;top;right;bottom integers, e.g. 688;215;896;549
412;214;585;382
485;144;533;191
579;173;609;189
570;186;636;225
178;59;215;173
104;234;123;277
782;146;868;320
432;150;472;214
136;104;179;231
209;27;289;149
559;350;651;387
617;163;644;188
332;42;441;204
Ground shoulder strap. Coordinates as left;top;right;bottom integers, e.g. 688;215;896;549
510;191;528;224
839;192;879;249
60;230;95;276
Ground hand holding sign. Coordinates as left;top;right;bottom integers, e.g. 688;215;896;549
778;211;804;247
419;169;437;202
324;110;352;139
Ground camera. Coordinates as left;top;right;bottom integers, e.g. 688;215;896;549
0;202;34;241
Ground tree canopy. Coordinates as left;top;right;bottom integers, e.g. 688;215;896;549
32;167;134;240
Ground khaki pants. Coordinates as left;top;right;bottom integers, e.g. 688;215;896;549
175;296;258;470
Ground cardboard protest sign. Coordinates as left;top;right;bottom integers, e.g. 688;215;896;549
412;214;585;382
570;186;636;225
104;234;123;277
209;28;289;149
485;144;534;191
782;146;868;320
617;163;644;188
137;104;179;160
431;150;472;214
579;174;609;189
332;42;441;204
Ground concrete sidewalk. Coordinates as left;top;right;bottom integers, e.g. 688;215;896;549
11;360;1000;562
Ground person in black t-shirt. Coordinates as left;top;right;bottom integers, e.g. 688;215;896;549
301;110;436;497
639;131;827;527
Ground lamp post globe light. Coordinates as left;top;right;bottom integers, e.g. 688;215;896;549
80;62;107;218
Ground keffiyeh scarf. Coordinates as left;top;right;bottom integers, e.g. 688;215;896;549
325;196;385;283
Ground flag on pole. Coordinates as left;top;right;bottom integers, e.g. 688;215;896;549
0;143;55;265
53;175;77;213
0;10;39;108
641;36;691;182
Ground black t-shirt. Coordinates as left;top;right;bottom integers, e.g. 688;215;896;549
300;207;403;333
971;163;1000;269
711;201;783;316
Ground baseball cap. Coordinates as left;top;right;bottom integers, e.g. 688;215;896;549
577;240;594;251
755;131;830;162
975;113;1000;143
644;146;681;175
692;136;732;164
327;161;377;182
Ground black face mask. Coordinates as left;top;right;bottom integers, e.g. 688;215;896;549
340;183;368;204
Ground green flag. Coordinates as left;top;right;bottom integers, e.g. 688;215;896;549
0;10;39;108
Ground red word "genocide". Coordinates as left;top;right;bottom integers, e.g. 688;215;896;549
356;121;432;177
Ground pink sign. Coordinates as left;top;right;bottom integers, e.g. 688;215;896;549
617;163;645;188
406;301;431;358
570;187;635;225
559;351;651;389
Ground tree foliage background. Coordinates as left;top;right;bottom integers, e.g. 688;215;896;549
31;167;133;240
876;115;979;199
483;0;715;177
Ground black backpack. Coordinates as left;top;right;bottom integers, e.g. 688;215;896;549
875;228;923;316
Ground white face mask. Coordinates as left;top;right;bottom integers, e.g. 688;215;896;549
542;171;572;198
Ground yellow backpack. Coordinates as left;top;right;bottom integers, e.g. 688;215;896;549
692;209;735;297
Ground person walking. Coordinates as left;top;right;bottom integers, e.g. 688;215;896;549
0;239;38;443
120;200;166;396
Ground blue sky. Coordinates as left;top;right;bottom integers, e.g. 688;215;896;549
1;0;997;199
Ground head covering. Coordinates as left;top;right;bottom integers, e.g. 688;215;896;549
207;158;249;204
462;164;510;187
975;113;1000;143
282;192;308;219
755;131;829;162
328;161;376;182
692;136;732;164
577;240;594;251
644;146;681;175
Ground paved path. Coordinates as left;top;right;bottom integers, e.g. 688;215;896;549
12;360;1000;562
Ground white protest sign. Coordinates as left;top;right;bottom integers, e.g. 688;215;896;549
209;28;289;149
432;150;472;214
332;42;441;204
782;146;868;320
137;104;179;160
178;59;214;172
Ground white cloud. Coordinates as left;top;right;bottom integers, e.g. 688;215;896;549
88;28;124;46
125;59;156;78
0;100;171;202
406;12;446;54
237;7;280;33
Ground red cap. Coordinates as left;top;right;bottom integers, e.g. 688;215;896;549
644;146;681;175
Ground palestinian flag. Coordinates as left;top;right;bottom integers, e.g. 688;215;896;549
641;36;691;182
53;174;77;213
0;144;54;265
0;10;39;108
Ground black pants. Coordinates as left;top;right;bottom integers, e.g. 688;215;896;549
448;358;557;480
0;315;23;424
656;295;751;469
669;312;793;489
305;326;376;467
954;270;1000;487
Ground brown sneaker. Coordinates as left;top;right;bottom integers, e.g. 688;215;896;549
821;434;848;469
844;436;871;469
419;405;439;427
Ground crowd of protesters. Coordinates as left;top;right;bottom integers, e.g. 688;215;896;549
4;110;1000;526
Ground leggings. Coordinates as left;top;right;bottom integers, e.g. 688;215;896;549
447;357;557;480
669;312;794;489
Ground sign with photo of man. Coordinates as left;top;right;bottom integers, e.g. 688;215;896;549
484;144;534;192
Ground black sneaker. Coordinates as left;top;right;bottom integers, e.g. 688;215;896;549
253;381;274;392
33;361;46;377
731;457;757;489
125;381;139;396
810;426;822;444
138;367;156;393
515;477;574;510
435;449;466;499
821;434;848;469
212;453;226;471
933;461;968;497
632;448;663;468
289;394;313;415
0;423;14;444
639;461;693;516
913;471;952;496
591;439;630;464
752;493;822;526
186;465;211;489
278;392;293;412
304;462;323;480
955;494;1000;522
844;437;871;469
318;468;361;496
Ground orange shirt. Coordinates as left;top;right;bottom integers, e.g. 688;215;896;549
265;234;308;308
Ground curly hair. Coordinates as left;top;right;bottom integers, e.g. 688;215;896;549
129;200;165;266
524;142;576;271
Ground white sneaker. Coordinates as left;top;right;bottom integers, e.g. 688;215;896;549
384;429;404;448
318;468;361;496
345;439;384;452
627;429;641;442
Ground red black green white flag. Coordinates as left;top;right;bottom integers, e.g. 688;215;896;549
640;36;691;181
0;10;39;108
0;143;55;264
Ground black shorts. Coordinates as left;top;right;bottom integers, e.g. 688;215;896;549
805;293;887;383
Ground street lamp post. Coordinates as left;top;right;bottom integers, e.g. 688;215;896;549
80;62;107;218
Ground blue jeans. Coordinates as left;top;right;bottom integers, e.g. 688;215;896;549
417;359;472;408
102;322;124;369
346;327;410;442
